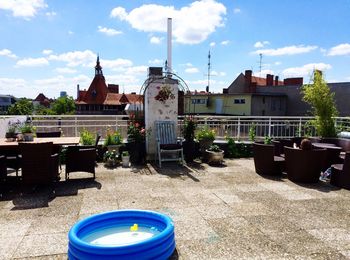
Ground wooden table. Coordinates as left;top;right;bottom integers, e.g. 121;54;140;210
0;137;80;147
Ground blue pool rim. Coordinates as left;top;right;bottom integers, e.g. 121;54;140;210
68;209;175;260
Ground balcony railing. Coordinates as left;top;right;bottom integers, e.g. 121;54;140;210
1;115;349;140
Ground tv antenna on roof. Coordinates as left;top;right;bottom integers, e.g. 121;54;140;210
259;53;263;75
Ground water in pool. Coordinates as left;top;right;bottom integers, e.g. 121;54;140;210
82;225;161;247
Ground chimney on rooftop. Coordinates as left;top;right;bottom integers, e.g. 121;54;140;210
275;76;279;86
77;84;80;99
266;74;274;86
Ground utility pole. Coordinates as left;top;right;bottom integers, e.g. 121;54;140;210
206;50;211;93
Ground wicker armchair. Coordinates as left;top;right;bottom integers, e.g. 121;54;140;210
253;143;285;175
331;151;350;190
19;142;59;185
284;146;326;183
65;146;96;180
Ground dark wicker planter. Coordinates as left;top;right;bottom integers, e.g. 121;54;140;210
127;141;146;164
183;140;196;162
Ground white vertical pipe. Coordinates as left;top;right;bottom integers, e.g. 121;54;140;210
167;18;172;73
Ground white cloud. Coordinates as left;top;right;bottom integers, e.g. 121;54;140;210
0;78;26;88
48;50;96;67
97;26;122;36
274;61;281;66
221;40;229;45
254;41;269;48
210;42;216;47
45;11;56;17
233;8;241;14
0;49;17;59
211;71;226;76
110;6;128;20
252;45;318;56
102;58;133;70
110;0;226;44
68;31;74;35
256;69;274;78
185;67;199;74
42;49;53;55
0;0;47;19
124;66;148;75
150;36;163;44
282;63;332;77
15;57;49;67
327;43;350;56
148;59;163;65
55;67;77;74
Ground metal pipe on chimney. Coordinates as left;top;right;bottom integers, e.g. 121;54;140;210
167;18;172;74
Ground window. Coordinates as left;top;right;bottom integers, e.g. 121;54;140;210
234;98;245;104
191;99;206;104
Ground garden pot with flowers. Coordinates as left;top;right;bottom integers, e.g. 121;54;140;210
20;123;36;142
196;126;216;154
104;129;123;154
206;144;224;165
127;116;146;164
104;149;119;168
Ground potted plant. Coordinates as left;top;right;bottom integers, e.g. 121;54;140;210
182;116;197;162
122;151;130;168
127;115;146;164
104;129;122;153
20;123;36;141
80;129;95;145
5;122;17;141
196;126;216;154
206;144;224;164
104;149;119;168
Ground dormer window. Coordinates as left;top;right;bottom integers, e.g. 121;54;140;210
92;90;97;97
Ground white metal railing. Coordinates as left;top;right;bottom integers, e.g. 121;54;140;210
1;115;350;140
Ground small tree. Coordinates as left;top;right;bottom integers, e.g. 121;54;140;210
51;96;76;115
302;70;338;137
7;98;34;115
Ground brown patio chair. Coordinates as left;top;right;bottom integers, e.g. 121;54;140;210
253;143;285;175
330;151;350;190
19;142;59;185
284;146;326;183
65;146;96;180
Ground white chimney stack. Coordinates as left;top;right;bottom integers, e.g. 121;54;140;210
167;18;172;74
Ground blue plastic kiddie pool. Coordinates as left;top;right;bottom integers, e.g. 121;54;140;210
68;209;175;259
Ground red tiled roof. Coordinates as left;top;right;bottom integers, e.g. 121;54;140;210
251;76;284;86
34;93;48;102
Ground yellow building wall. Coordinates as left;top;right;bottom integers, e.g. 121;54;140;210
184;95;251;115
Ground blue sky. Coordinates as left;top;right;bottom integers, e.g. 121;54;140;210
0;0;349;99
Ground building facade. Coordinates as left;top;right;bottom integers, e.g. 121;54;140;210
75;56;143;115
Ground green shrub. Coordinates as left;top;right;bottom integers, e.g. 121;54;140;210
80;129;94;145
196;127;216;142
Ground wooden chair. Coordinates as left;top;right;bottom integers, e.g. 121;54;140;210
253;143;285;175
331;151;350;190
65;146;96;180
19;142;59;186
284;146;326;183
0;155;7;182
155;120;184;168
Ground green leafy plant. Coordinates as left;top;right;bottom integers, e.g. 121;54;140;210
104;129;122;146
226;136;239;158
122;151;129;157
207;144;222;152
302;70;338;137
264;136;272;144
183;116;197;141
20;123;36;134
249;124;256;142
196;126;216;142
80;129;94;145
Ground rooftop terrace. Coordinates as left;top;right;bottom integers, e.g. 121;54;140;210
1;159;350;259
